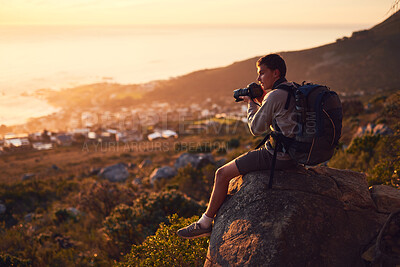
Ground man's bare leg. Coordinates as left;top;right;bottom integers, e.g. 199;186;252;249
204;159;241;218
176;159;241;239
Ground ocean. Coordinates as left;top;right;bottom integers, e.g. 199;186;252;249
0;24;368;126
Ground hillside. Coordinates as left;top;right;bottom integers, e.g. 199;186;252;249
37;11;400;110
142;10;400;104
35;11;400;115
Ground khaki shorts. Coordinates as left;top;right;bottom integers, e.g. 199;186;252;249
235;147;297;175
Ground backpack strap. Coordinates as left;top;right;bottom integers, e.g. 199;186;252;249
314;90;328;136
275;83;297;110
269;137;279;189
284;92;292;110
268;131;287;189
252;131;280;190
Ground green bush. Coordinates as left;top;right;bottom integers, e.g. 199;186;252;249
342;100;364;117
0;253;31;266
370;159;400;187
167;164;215;202
329;135;381;172
103;190;204;254
346;135;381;156
0;178;79;227
329;127;400;188
227;138;240;149
77;180;135;218
118;214;208;267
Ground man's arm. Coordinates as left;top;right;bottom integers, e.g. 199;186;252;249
244;92;279;136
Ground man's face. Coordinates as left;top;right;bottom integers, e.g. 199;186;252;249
257;64;280;90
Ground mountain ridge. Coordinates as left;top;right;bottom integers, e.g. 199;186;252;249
142;10;400;104
38;11;400;112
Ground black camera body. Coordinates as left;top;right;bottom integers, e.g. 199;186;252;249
233;83;263;102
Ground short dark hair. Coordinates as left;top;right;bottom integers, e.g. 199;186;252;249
257;54;286;78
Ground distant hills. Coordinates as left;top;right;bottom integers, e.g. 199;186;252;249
141;10;400;104
42;11;400;110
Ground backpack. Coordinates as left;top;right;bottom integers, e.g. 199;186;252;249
276;82;343;165
255;81;343;189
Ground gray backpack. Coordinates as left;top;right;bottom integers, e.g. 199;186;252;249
278;82;343;165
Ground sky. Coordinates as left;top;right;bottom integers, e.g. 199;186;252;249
0;0;395;27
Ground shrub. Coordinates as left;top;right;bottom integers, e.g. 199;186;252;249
0;253;31;266
382;92;400;126
0;178;79;227
77;180;136;218
346;135;381;156
342;100;364;117
118;214;208;267
167;164;215;202
329;125;400;188
0;179;55;217
370;159;400;188
227;138;240;149
103;190;204;254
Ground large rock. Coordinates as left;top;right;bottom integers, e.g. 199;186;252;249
354;123;393;138
66;207;81;218
139;159;152;168
0;204;6;215
174;153;215;170
149;166;177;185
98;163;129;182
22;173;35;181
205;166;388;267
369;185;400;213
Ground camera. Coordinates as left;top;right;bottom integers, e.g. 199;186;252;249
233;83;263;102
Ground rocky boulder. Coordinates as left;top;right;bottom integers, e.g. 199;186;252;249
354;123;393;138
24;213;34;222
89;167;101;176
132;178;142;186
174;153;215;170
205;166;390;267
66;207;81;218
22;173;35;181
149;166;177;185
369;185;400;213
98;163;129;182
0;203;6;215
139;159;152;168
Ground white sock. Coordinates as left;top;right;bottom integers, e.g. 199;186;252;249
197;213;213;229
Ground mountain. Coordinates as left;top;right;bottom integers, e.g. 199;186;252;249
143;11;400;104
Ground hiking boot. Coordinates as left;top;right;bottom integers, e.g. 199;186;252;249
176;222;212;239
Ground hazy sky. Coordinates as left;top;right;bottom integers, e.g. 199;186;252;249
0;0;395;26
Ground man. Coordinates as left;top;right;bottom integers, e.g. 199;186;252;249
177;54;298;239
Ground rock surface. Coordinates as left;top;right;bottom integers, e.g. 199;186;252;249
149;166;177;185
354;123;393;138
22;173;35;181
89;167;101;176
98;163;129;182
66;207;81;218
205;166;389;267
174;153;214;169
0;204;6;215
139;159;152;168
369;185;400;213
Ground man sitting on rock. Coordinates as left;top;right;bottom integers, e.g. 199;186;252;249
177;54;298;239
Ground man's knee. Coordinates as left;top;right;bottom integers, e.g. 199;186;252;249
214;166;231;185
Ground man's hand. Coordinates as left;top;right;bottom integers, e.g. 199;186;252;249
239;96;251;103
255;95;264;104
